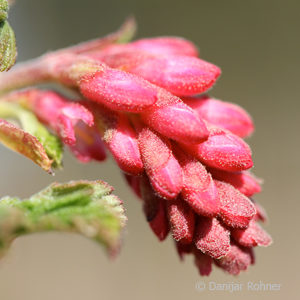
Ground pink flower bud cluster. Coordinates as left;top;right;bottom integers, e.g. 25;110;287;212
9;34;271;276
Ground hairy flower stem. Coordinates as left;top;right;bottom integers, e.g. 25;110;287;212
0;17;137;94
0;56;50;94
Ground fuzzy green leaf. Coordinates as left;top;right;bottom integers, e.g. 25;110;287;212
0;180;127;257
0;20;16;71
0;101;63;171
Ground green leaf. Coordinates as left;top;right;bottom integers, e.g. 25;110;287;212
0;101;63;172
0;20;16;71
0;0;8;22
0;180;127;257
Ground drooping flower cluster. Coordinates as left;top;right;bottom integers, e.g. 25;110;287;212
0;21;272;275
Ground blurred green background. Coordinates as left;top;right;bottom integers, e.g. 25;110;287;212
0;0;299;299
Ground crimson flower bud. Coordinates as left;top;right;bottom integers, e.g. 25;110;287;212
173;146;220;217
208;168;262;197
215;243;254;275
137;125;183;199
166;198;195;244
215;181;256;228
183;95;254;138
231;220;272;247
194;217;230;259
181;125;253;171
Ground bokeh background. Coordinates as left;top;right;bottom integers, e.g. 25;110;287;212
0;0;299;299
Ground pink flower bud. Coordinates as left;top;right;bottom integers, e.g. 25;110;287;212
129;55;221;96
93;48;220;96
167;198;195;244
215;181;256;228
7;90;107;163
17;90;94;145
215;243;253;275
137;126;183;199
193;249;213;276
141;90;209;144
131;37;199;57
232;220;272;247
79;67;159;112
174;146;220;217
183;95;254;138
89;103;144;175
194;217;230;259
208;168;262;197
181;125;253;171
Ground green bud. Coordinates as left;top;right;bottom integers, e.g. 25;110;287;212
0;180;126;257
0;0;8;22
0;20;16;72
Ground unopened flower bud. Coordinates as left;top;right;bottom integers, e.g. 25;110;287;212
89;103;144;175
232;220;272;247
137;126;183;199
94;47;220;96
79;66;159;112
183;95;254;138
215;180;256;228
10;90;94;146
167;197;195;243
208;168;262;197
181;125;253;171
173;146;219;217
194;217;230;259
215;243;254;275
141;90;209;143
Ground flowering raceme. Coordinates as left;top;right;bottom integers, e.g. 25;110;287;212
0;20;272;276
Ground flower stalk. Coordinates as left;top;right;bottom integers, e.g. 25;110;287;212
0;19;272;276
